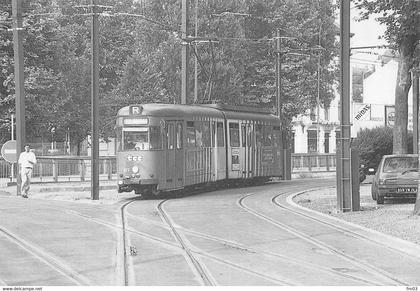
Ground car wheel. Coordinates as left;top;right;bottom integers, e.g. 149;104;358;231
377;195;384;204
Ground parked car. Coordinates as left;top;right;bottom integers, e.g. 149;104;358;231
371;154;418;204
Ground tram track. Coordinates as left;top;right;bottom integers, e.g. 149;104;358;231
66;205;297;285
177;218;380;285
51;180;408;286
119;200;135;286
0;225;91;286
157;200;216;286
237;191;408;286
280;189;420;259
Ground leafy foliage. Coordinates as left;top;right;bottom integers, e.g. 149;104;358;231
355;0;420;154
352;126;394;171
352;126;414;171
0;0;339;147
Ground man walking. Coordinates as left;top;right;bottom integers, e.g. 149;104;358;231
18;144;37;198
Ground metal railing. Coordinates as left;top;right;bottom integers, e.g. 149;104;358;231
0;153;336;186
291;153;336;173
0;156;116;186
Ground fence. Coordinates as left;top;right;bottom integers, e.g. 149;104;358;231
291;153;336;173
0;153;336;186
0;156;116;186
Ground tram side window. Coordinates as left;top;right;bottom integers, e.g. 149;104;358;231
216;122;224;147
167;123;175;149
255;124;263;147
186;121;196;147
241;124;246;147
176;123;183;149
202;121;211;147
211;122;216;147
229;123;240;147
273;126;281;148
263;125;273;146
117;128;122;151
195;121;203;147
150;126;162;150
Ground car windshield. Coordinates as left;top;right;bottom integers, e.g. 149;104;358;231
382;157;418;173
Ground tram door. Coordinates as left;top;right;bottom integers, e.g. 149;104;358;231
242;123;254;178
165;121;184;189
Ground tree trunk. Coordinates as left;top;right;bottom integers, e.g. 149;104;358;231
414;68;420;216
392;56;412;154
414;191;420;215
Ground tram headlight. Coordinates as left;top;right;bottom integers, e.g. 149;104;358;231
132;166;139;174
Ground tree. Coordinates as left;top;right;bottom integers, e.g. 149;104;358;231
0;2;14;144
355;0;420;154
1;0;338;149
356;0;420;215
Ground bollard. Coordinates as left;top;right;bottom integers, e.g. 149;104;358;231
52;159;58;182
107;158;112;180
80;160;85;181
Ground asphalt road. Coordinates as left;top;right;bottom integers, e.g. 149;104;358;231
0;178;419;286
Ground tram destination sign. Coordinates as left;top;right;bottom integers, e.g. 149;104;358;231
1;140;17;163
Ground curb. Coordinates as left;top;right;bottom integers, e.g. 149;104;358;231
37;185;117;193
286;187;420;260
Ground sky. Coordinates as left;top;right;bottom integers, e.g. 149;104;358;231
350;14;388;48
349;7;389;67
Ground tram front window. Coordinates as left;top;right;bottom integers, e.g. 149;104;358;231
122;127;162;151
123;129;149;151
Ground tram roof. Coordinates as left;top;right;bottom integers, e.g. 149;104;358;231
117;103;279;122
118;103;224;118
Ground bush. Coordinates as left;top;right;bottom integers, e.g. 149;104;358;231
352;126;414;171
352;127;392;171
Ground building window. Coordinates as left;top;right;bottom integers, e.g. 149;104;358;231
310;107;316;121
324;132;330;153
307;130;317;153
291;131;295;153
324;107;330;121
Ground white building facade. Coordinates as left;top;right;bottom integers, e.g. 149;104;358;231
291;59;415;154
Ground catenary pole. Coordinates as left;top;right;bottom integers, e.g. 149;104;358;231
91;0;99;200
276;30;281;120
181;0;189;104
338;0;352;212
12;0;25;196
194;0;198;104
414;0;420;215
413;69;419;153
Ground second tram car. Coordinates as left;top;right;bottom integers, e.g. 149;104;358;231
116;103;285;197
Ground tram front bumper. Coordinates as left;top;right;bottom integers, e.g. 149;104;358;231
118;178;159;185
118;178;159;193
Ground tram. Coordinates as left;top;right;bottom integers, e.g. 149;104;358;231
116;103;285;197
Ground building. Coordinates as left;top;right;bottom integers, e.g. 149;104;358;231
291;58;416;154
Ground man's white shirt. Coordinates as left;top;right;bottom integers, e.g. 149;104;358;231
18;152;37;168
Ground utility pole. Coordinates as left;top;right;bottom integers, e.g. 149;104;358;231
413;68;419;153
413;0;420;215
12;0;25;195
337;0;353;212
317;54;321;153
181;0;189;104
91;0;99;200
193;0;198;104
276;29;289;179
275;30;282;121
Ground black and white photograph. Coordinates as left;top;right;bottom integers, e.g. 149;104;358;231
0;0;419;288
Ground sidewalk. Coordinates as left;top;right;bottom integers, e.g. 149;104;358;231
0;179;137;205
